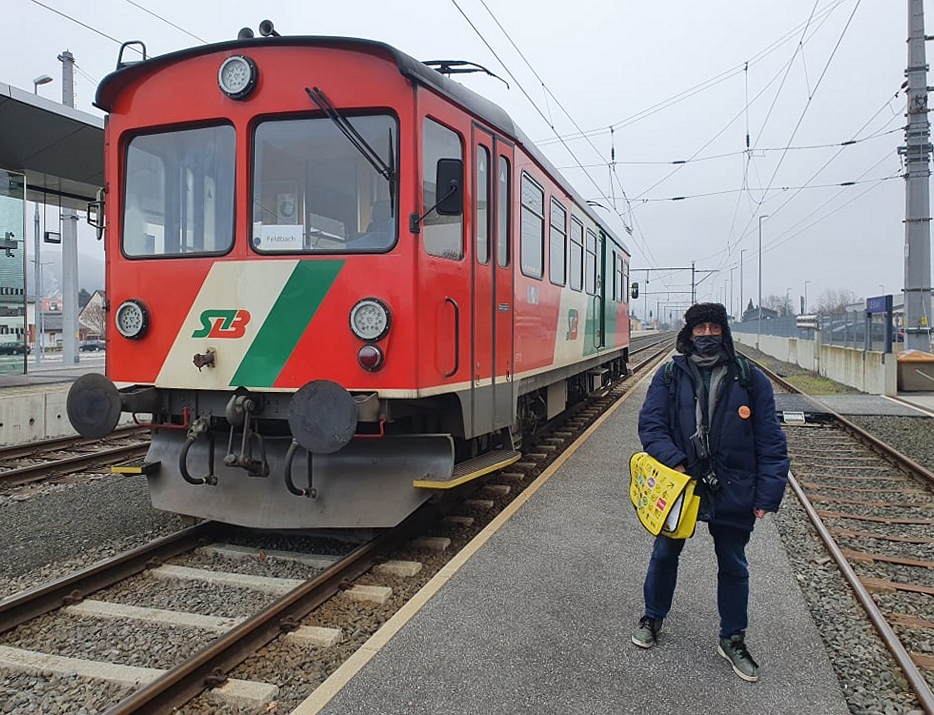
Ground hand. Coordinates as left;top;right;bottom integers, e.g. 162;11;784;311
754;508;767;519
674;464;686;473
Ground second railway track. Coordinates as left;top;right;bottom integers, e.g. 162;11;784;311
0;427;151;488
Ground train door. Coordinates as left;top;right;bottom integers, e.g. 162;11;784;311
595;232;606;349
586;228;606;350
471;125;514;435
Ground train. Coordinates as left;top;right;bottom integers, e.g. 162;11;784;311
66;21;636;530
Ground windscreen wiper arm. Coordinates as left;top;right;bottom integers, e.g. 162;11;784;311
305;86;394;183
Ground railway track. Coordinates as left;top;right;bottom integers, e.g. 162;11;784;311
11;341;931;713
0;427;150;488
754;360;934;713
0;338;674;714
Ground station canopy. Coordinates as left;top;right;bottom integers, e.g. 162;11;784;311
0;81;104;211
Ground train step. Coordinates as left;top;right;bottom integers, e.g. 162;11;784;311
413;449;522;490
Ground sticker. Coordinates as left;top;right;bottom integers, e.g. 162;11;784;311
738;405;751;420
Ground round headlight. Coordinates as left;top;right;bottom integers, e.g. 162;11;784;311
218;55;257;99
349;298;390;342
114;299;149;339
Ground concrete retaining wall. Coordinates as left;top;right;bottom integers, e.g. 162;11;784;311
0;384;77;446
0;382;139;446
734;331;898;396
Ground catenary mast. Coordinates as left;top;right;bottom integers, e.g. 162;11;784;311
900;0;933;351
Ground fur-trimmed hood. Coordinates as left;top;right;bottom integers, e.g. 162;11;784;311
675;302;736;355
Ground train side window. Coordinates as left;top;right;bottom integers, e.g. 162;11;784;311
623;257;630;304
423;119;463;260
123;124;235;257
497;156;510;268
549;199;567;286
519;173;544;279
476;145;490;264
569;216;583;291
585;229;597;295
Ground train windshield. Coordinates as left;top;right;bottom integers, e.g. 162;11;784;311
251;114;398;253
123;125;236;257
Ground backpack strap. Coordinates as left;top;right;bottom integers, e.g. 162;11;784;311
663;359;675;386
734;356;753;394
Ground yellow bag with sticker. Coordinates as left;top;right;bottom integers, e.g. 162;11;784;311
629;452;700;539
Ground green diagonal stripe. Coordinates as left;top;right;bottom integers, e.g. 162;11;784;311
231;260;344;387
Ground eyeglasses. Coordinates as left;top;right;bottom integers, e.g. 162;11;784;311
691;322;723;336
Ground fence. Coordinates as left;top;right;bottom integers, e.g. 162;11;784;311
732;310;897;352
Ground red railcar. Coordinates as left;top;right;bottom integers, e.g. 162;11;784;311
67;23;633;529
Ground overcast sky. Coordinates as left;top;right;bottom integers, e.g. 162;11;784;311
3;0;917;317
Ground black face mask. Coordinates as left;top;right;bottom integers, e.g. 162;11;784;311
692;335;723;355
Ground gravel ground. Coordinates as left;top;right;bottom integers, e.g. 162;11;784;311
1;353;933;714
0;473;185;600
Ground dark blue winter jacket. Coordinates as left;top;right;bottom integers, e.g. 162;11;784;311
638;356;790;532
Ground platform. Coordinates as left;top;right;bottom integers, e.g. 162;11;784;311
0;355;106;445
292;370;851;715
774;391;934;419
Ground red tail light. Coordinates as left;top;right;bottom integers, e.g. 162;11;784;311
357;344;384;371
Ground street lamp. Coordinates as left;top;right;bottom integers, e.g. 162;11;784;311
740;249;747;321
730;265;736;318
804;280;811;314
878;283;885;296
32;75;52;94
757;215;769;350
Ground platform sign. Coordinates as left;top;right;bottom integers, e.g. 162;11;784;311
866;294;892;314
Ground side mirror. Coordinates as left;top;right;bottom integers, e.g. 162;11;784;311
86;188;106;241
631;281;640;300
434;158;463;216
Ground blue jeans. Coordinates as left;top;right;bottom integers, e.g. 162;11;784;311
642;522;751;638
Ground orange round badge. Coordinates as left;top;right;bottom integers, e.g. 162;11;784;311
738;405;751;420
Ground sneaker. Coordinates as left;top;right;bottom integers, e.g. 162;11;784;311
717;632;759;682
631;616;663;648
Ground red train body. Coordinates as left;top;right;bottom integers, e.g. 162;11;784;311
67;26;633;529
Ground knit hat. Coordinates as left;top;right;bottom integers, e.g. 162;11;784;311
675;302;736;355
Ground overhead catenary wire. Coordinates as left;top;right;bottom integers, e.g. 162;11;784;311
448;0;644;255
535;0;850;148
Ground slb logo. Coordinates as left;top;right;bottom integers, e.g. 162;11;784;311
192;309;251;339
566;309;579;341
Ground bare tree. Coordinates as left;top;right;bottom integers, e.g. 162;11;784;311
814;288;857;315
763;294;795;316
80;301;106;337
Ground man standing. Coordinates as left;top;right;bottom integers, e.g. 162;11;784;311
631;302;789;682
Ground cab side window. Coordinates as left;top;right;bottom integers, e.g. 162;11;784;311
423;119;463;259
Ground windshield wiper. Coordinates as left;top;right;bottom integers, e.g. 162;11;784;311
306;86;395;185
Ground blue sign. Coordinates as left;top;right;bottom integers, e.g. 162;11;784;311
865;294;892;314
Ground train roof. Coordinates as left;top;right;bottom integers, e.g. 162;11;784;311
95;35;629;255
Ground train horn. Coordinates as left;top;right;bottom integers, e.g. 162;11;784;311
259;20;280;37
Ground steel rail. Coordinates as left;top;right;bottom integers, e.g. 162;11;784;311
788;472;934;715
102;527;401;715
0;442;149;487
0;522;216;635
752;359;934;489
0;425;149;462
749;356;934;713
